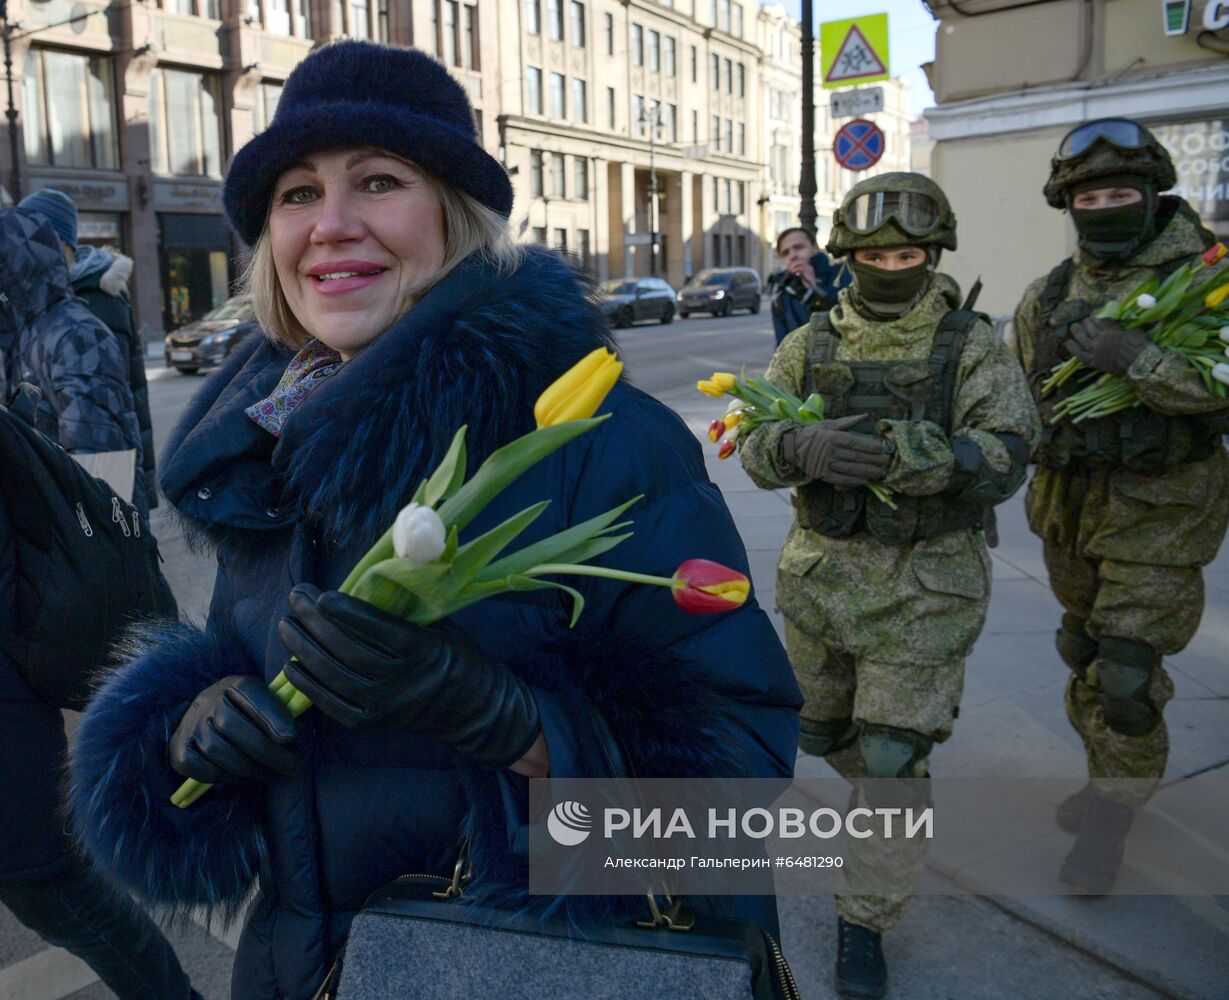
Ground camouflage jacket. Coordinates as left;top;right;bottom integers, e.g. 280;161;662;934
0;209;145;510
739;274;1040;664
1013;202;1229;568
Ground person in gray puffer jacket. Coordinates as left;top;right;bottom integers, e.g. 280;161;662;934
20;187;157;507
0;207;148;513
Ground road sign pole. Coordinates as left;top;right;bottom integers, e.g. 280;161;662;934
799;0;817;233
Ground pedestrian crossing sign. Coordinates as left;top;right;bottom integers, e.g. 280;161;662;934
821;15;890;89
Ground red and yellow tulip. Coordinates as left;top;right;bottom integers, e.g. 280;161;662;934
671;559;750;613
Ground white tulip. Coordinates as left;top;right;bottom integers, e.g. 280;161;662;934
392;503;447;563
1218;326;1229;344
1135;293;1157;309
1211;362;1229;387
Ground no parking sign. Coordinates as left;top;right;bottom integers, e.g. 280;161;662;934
833;118;885;172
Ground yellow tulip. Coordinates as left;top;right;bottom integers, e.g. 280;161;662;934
710;372;737;390
696;380;726;398
534;347;623;427
723;409;743;431
1206;283;1229;310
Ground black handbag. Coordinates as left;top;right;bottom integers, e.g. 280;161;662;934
315;705;799;1000
0;395;177;708
319;866;799;1000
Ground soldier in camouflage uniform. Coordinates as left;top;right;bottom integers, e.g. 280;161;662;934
1013;119;1229;894
741;173;1039;1000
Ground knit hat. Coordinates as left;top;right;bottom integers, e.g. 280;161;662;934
224;40;513;246
18;188;78;249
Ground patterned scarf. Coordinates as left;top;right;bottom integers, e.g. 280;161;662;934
245;339;344;437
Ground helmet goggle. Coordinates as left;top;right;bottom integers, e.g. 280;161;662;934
1056;118;1152;161
845;190;941;236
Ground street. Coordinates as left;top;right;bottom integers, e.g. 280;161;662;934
2;309;1226;998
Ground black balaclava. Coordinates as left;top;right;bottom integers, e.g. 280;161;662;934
1069;174;1157;262
849;246;937;317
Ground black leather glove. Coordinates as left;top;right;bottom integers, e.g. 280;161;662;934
781;413;892;487
1063;317;1151;376
169;675;303;784
278;585;541;770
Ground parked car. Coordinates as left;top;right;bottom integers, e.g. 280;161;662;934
677;268;762;318
598;277;676;327
164;295;258;374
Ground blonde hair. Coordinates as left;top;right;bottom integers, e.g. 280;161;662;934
242;165;522;349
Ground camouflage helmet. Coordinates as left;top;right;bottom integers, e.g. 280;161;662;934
827;172;957;258
1044;118;1176;208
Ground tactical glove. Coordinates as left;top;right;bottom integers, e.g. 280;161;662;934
169;675;303;784
1063;317;1151;377
781;413;891;487
279;585;541;770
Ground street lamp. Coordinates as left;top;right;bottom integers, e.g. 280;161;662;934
798;0;817;233
638;100;664;276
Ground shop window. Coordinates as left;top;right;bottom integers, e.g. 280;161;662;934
158;213;233;331
22;48;119;171
148;67;223;178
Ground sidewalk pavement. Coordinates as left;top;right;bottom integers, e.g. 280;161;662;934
666;383;1229;1000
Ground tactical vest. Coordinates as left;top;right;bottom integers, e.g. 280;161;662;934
1030;257;1225;475
794;309;987;546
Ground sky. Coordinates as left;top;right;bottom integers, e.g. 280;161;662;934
773;0;938;118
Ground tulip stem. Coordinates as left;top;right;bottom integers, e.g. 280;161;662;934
524;563;677;588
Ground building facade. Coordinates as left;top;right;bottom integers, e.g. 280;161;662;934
922;0;1229;316
2;0;914;335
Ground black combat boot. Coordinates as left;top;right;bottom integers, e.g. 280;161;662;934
836;917;887;999
1059;792;1135;894
1056;782;1094;833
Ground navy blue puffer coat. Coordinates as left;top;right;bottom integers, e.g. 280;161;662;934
70;249;801;1000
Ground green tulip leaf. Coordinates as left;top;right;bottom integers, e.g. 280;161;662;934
506;574;587;627
422;426;469;509
450;501;551;585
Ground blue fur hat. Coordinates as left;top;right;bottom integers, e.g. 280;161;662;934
223;40;512;246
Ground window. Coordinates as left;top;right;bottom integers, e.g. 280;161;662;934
737;62;745;97
723;58;732;94
732;3;742;38
710;53;718;90
549;72;566;118
690;45;697;83
737;122;745;155
737;234;747;264
574;158;588;199
530;150;544;197
604;12;613;54
547;0;564;41
710;114;719;151
607;86;615;128
570;78;587;124
711;175;719;209
723;118;732;152
664;103;677;142
648;30;659;73
736;181;745;214
691;109;698;143
551;155;566;198
350;0;370;38
527;67;543;114
718;0;730;33
525;0;540;34
631;23;643;66
376;0;388;42
633;95;644;132
22;48;119;170
297;0;312;35
267;0;291;35
569;1;585;46
577;228;591;269
554;227;568;250
251;81;284;133
463;3;479;69
148;67;222;177
441;1;458;65
664;36;676;77
712;232;721;265
533;226;547;244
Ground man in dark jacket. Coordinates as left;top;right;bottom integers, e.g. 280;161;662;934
19;188;157;507
769;225;851;345
0;208;198;997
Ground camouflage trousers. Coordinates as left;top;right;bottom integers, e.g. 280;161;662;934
1044;543;1195;806
785;620;946;932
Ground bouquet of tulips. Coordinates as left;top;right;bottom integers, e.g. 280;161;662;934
172;349;751;808
697;370;897;509
1042;243;1229;423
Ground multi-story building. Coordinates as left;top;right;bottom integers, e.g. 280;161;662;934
1;0;913;335
494;0;763;287
922;0;1229;316
756;3;912;275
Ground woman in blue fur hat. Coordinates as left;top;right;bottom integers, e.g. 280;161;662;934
69;40;801;999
